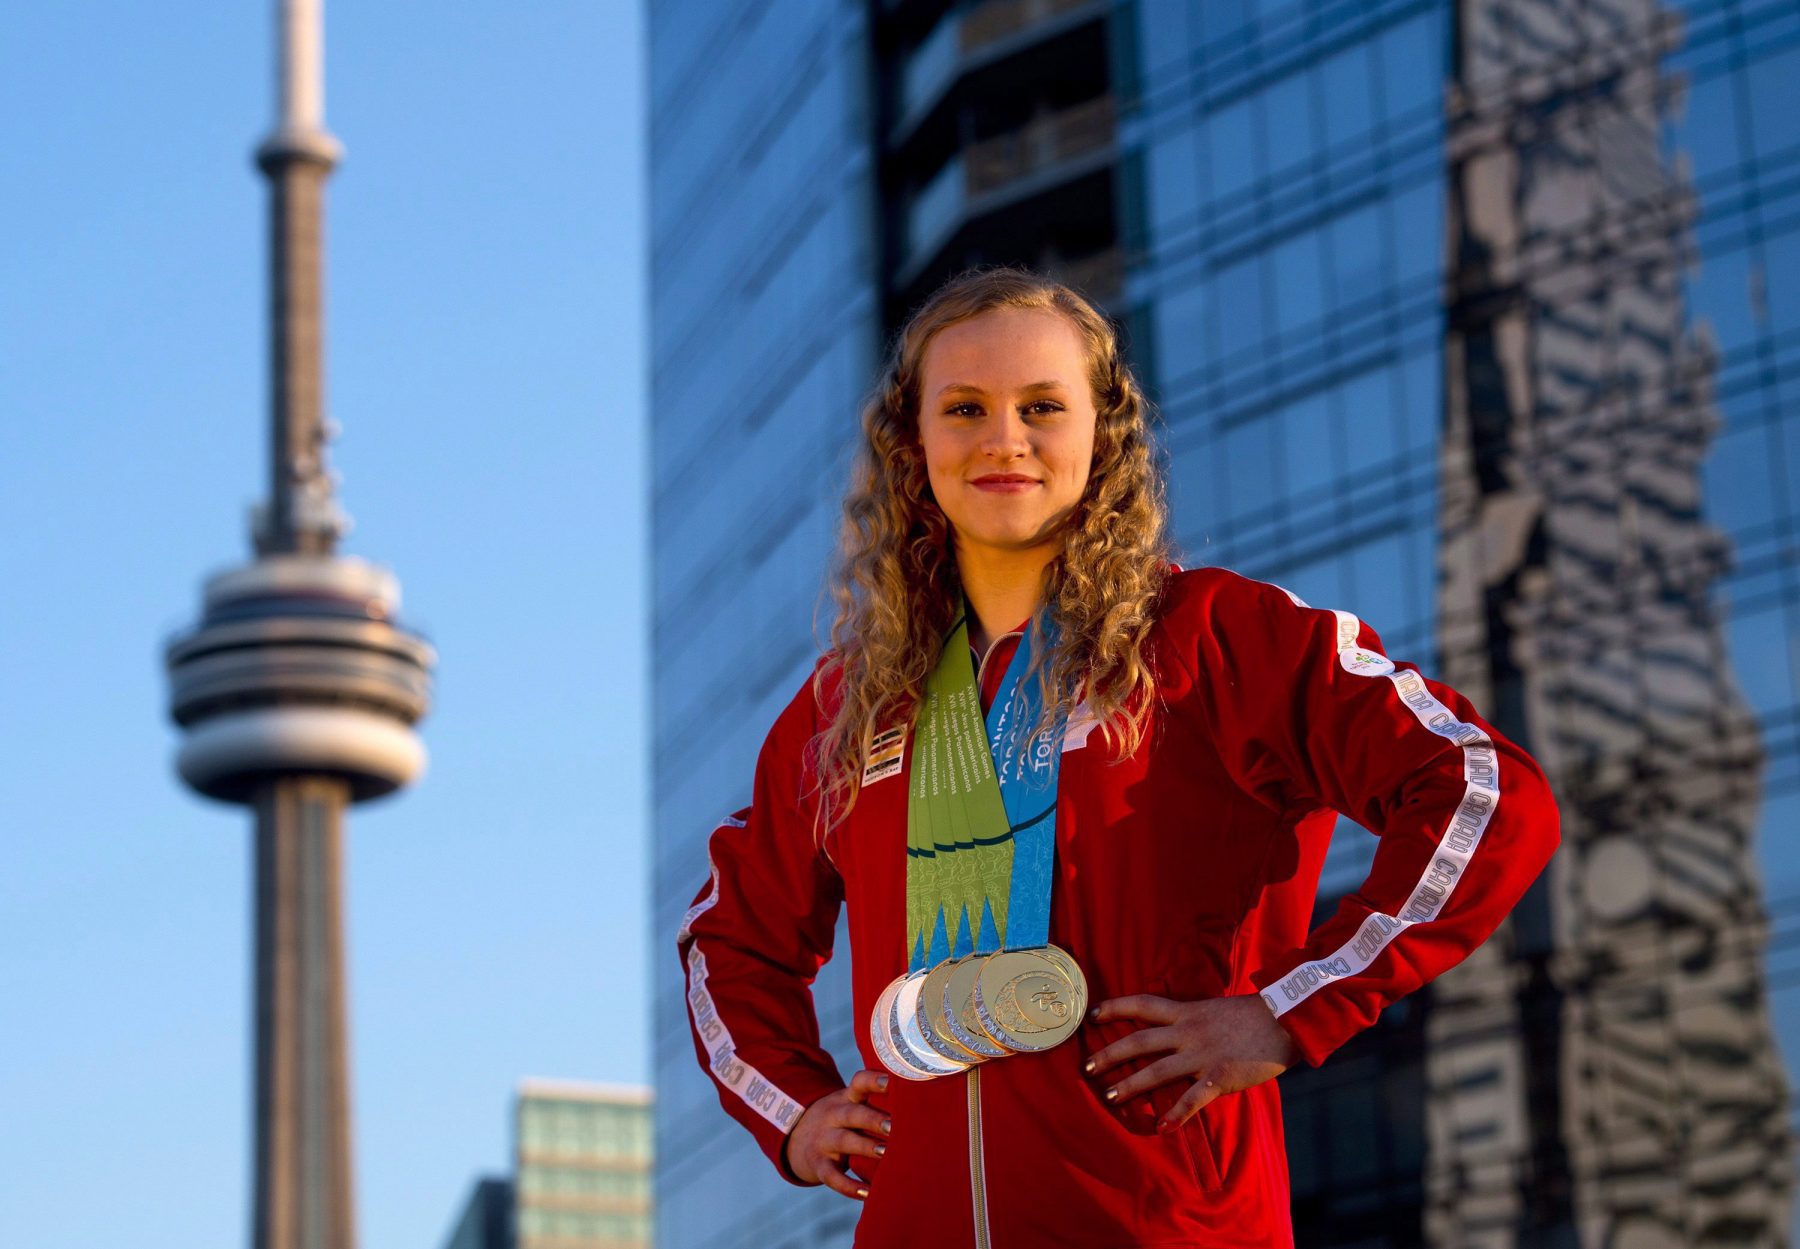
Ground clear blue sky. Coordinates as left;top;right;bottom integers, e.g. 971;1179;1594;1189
0;4;645;1246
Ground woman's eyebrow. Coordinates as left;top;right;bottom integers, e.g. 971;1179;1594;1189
935;380;1068;397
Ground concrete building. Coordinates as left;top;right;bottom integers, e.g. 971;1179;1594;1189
649;1;1800;1245
442;1081;654;1249
515;1080;655;1249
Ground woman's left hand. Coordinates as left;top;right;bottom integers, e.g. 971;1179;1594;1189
1083;993;1303;1132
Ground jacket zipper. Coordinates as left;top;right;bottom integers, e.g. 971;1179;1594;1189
968;1064;992;1249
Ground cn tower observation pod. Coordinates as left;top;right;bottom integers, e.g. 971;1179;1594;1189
165;553;435;804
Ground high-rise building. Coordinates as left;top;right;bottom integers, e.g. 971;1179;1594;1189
649;1;1800;1246
514;1081;655;1249
649;3;878;1243
162;3;435;1246
441;1081;654;1249
1428;2;1792;1243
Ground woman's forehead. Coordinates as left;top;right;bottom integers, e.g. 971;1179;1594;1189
920;307;1087;385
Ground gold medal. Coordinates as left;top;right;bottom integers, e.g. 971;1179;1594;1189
916;957;990;1064
972;946;1087;1054
878;946;1088;1077
942;953;1009;1059
1039;943;1086;997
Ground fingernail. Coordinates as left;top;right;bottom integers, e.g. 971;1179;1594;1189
1157;1119;1174;1133
1083;1059;1095;1074
1087;1006;1099;1021
877;1075;889;1090
856;1187;869;1199
875;1143;887;1157
1104;1087;1118;1102
881;1118;892;1134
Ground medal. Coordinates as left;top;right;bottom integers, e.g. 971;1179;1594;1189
972;946;1087;1053
870;974;937;1081
941;953;1010;1059
891;969;968;1078
916;957;989;1064
870;601;1090;1082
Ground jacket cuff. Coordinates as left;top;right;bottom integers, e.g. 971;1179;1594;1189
748;1068;847;1187
1251;968;1366;1068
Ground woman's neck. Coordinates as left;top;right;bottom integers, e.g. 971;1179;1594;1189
957;540;1057;655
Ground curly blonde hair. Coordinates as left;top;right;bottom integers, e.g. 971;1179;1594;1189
808;264;1173;838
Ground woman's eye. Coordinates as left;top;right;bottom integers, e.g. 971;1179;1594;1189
944;401;1062;416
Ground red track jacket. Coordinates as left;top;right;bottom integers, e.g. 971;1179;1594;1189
677;565;1560;1248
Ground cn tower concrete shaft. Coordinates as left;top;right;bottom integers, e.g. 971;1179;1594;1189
253;778;355;1249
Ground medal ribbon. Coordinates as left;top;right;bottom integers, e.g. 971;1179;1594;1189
904;599;1067;973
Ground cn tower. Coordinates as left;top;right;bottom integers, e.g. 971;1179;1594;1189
163;3;434;1247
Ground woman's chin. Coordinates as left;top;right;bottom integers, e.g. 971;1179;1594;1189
953;527;1065;560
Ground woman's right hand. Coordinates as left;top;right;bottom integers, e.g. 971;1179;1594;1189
782;1068;892;1199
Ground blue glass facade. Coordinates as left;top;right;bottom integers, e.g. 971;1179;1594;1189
648;2;877;1247
1668;0;1800;1236
650;0;1800;1244
1124;0;1447;895
1674;0;1800;990
442;1177;513;1249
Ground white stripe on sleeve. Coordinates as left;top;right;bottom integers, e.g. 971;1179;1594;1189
684;945;809;1133
678;811;809;1134
1256;602;1502;1018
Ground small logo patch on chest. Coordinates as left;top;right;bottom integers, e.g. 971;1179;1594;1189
862;726;905;786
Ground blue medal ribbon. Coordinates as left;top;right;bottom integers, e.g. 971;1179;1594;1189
904;603;1067;973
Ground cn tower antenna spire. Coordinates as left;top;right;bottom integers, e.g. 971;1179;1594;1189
164;4;434;1247
277;0;325;131
254;0;347;557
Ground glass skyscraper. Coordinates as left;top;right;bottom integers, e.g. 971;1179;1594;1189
444;1177;515;1249
650;1;1800;1245
649;1;878;1245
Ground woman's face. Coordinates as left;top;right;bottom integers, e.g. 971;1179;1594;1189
916;305;1098;564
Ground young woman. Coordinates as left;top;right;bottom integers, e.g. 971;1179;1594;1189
676;265;1559;1247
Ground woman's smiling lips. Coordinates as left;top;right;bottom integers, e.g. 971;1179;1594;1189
971;474;1041;493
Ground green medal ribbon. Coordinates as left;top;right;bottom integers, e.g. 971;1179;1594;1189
904;601;1066;973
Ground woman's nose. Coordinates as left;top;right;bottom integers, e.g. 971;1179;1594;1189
978;409;1031;458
